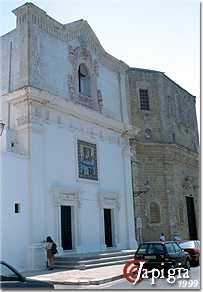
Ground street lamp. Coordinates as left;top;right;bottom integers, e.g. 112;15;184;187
0;120;5;136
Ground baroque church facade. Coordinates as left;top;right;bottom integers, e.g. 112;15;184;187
0;3;137;271
0;3;199;272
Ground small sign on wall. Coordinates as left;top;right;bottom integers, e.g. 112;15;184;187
77;140;98;180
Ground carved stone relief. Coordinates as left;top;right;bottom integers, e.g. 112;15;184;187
67;74;76;99
97;191;120;209
97;89;103;111
68;45;102;112
54;190;81;208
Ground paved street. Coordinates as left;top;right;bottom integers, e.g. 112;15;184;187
54;266;200;290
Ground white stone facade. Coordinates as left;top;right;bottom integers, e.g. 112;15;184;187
0;3;137;271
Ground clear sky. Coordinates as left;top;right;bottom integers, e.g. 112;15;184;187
0;0;200;127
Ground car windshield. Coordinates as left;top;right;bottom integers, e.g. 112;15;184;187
136;243;149;254
0;263;21;282
179;241;195;249
137;243;165;255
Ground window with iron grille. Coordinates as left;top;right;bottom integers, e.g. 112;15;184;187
139;89;150;110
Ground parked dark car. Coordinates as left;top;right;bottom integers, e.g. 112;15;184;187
179;240;200;266
134;241;191;272
0;261;54;289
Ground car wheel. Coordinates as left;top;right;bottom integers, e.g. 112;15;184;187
185;259;190;270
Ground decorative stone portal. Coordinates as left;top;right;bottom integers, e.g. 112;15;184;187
52;187;81;254
97;191;120;250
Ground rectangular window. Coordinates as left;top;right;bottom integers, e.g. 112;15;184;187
136;243;165;255
139;89;150;110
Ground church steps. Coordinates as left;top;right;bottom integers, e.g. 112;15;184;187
55;259;132;270
55;254;133;265
56;249;136;260
54;250;135;270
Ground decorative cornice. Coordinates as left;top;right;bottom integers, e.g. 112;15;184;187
2;86;135;135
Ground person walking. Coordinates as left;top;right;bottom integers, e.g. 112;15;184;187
160;232;165;242
173;234;182;243
45;236;56;270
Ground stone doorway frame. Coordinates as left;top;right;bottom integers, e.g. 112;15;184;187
97;191;120;250
52;187;81;254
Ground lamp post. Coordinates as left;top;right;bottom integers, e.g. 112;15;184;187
0;120;5;136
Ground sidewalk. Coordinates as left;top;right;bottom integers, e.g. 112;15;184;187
23;264;124;285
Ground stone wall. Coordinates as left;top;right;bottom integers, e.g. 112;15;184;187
128;68;199;242
131;142;199;242
128;69;164;143
128;68;199;151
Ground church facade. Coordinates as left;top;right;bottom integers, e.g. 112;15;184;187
0;3;137;271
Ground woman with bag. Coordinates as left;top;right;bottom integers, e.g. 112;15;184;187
45;236;57;270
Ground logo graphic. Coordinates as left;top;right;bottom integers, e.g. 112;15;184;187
123;260;144;284
123;260;191;285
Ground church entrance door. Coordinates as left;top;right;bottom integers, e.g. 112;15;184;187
104;208;113;247
61;205;72;250
186;197;198;240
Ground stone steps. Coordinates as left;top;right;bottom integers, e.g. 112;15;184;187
55;255;133;269
55;249;136;270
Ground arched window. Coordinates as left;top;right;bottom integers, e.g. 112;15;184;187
150;202;161;223
78;64;91;97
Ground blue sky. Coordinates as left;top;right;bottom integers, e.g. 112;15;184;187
0;0;200;126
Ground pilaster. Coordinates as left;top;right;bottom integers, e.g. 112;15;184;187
122;142;138;249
